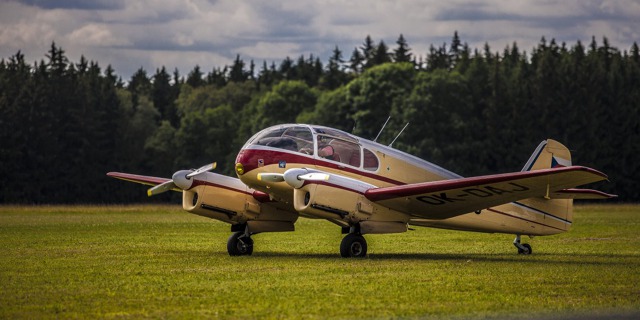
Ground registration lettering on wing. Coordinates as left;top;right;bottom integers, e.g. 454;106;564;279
417;183;530;205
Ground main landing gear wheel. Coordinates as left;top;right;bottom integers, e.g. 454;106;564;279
227;231;253;256
340;234;368;258
513;234;532;255
518;243;532;255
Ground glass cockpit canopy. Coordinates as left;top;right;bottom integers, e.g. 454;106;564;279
245;124;379;171
247;125;315;154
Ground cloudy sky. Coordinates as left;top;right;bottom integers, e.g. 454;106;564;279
1;0;639;78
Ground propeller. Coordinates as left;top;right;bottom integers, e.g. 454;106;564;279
147;162;217;196
297;172;330;181
187;162;217;178
258;168;374;195
257;169;330;189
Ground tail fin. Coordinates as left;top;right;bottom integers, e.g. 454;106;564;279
520;139;574;232
521;139;572;172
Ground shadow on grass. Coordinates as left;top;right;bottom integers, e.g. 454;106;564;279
238;251;640;265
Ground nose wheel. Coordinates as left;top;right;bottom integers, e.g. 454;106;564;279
513;234;532;255
227;231;254;256
340;233;368;258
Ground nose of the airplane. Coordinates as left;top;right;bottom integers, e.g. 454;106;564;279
235;147;274;179
234;149;250;177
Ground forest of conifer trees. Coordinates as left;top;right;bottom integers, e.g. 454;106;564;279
1;33;638;203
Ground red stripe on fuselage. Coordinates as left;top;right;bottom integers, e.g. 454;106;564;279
236;148;403;186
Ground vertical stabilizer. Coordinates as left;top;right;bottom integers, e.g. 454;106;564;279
519;139;574;232
522;139;572;172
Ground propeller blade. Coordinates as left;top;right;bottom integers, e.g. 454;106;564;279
147;180;177;197
298;173;331;181
257;173;285;183
186;162;217;178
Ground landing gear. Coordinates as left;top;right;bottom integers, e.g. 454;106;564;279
227;231;253;256
513;234;532;255
340;233;368;258
518;243;532;255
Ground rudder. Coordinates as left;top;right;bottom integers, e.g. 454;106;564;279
519;139;573;232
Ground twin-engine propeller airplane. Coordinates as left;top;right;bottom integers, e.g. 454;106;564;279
108;124;615;257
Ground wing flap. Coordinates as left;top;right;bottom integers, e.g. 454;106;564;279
365;166;608;219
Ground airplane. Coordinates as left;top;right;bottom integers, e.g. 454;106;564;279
107;123;616;257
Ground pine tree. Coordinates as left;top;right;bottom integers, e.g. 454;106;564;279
349;47;364;74
322;45;348;89
371;40;391;66
153;66;178;125
280;56;294;80
361;35;376;69
393;34;412;63
129;67;152;108
229;54;247;83
449;31;462;67
186;65;205;87
207;66;227;87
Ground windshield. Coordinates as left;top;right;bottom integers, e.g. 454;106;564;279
248;125;314;155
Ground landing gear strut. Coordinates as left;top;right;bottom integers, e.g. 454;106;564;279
227;231;253;256
340;233;368;258
513;234;532;255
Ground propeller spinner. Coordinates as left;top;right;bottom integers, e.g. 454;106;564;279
147;162;216;196
257;169;330;189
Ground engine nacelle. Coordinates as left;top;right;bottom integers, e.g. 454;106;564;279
292;180;410;234
182;173;297;233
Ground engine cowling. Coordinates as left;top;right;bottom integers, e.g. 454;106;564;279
183;173;298;233
290;170;410;234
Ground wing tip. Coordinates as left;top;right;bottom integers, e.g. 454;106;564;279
572;165;608;180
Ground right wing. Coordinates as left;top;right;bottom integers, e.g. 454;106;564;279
364;166;611;219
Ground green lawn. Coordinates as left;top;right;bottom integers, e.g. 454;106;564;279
1;204;638;319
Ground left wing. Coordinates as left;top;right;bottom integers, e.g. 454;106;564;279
364;166;609;219
107;172;172;187
107;172;183;194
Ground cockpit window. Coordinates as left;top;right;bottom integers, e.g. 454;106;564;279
363;148;379;171
250;126;314;155
317;135;361;167
312;127;358;143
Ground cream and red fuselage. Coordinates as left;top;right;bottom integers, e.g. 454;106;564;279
226;126;572;237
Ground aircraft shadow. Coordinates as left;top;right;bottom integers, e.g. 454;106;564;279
246;251;639;266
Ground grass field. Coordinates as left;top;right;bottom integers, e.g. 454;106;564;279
1;204;639;319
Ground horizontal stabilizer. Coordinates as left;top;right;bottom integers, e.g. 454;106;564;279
550;188;617;200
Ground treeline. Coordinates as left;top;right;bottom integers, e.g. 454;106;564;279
1;33;638;203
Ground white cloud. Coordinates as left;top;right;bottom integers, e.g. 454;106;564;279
1;0;639;77
68;24;131;46
236;41;302;60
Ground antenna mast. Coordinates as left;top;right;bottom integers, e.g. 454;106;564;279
373;116;391;142
388;122;409;148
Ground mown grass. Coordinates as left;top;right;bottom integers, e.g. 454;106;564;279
1;204;639;319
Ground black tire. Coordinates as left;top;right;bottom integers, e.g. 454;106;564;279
227;231;254;256
340;234;368;258
518;243;532;255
